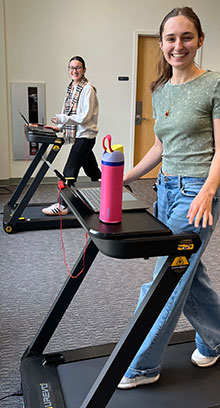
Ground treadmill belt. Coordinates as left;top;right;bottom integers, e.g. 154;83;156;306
57;341;220;408
13;203;80;230
21;204;69;219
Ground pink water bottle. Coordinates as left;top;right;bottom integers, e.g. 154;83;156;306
99;135;124;223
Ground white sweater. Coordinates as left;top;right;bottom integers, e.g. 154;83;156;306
56;82;98;139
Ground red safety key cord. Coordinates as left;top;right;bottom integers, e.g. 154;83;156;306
58;181;88;279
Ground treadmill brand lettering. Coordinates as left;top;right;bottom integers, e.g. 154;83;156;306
40;383;53;408
178;240;194;250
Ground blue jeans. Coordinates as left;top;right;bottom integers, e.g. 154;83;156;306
125;171;220;378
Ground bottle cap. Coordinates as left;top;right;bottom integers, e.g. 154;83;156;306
107;144;123;154
102;135;124;164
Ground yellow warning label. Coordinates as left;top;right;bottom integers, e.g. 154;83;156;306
53;145;60;151
171;256;189;267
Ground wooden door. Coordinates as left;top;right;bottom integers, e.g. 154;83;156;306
134;36;161;178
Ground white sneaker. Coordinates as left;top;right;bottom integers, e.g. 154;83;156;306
117;374;160;389
191;348;220;367
42;203;68;216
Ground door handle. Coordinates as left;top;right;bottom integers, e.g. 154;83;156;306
136;114;146;121
135;114;147;125
135;101;147;125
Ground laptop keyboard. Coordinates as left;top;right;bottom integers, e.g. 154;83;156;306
78;187;101;211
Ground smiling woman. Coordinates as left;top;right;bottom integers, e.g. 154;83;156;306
151;7;205;91
119;6;220;390
42;55;101;216
160;16;204;83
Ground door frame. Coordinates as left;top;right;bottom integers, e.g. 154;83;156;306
128;29;203;170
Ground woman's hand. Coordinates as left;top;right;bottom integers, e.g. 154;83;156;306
44;125;60;132
188;119;220;228
43;116;59;131
187;189;214;228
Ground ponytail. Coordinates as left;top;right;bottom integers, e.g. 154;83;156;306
151;53;172;92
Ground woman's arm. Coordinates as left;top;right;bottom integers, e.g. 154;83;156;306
124;135;163;185
54;85;97;127
187;118;220;228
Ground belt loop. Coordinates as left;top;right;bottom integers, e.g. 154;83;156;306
179;176;183;189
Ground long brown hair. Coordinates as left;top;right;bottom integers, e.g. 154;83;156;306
151;7;204;92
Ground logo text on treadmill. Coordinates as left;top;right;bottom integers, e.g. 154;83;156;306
178;240;194;251
40;383;53;408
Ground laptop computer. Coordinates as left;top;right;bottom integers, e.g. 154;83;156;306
18;110;56;137
72;185;149;213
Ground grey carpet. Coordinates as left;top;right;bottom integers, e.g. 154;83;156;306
0;179;220;407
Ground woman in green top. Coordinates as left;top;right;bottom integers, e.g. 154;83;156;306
118;6;220;389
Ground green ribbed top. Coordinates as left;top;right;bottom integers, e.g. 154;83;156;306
152;71;220;177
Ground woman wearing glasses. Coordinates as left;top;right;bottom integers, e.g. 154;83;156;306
43;55;101;215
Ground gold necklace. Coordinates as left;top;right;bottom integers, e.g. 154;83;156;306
164;70;205;118
164;82;184;119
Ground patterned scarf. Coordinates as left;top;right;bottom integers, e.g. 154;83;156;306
62;76;88;144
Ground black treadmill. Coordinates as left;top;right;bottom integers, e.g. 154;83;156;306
3;125;79;233
20;186;220;408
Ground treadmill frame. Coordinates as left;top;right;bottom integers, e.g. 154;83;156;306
3;126;79;233
20;186;202;407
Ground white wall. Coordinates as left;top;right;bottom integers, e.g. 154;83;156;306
1;0;220;181
0;0;10;180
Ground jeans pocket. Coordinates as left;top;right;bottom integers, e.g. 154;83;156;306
181;181;204;198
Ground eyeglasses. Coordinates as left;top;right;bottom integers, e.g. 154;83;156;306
68;66;83;71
